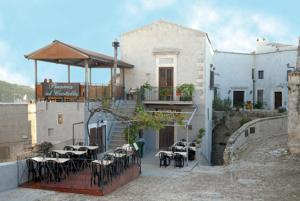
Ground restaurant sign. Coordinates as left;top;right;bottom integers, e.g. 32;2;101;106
43;83;80;97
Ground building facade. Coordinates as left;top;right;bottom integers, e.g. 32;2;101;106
213;39;297;110
288;37;300;154
0;103;36;161
121;20;214;163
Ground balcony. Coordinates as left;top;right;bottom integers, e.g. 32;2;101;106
141;86;193;106
36;82;124;102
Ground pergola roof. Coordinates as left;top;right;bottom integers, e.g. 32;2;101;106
24;40;134;68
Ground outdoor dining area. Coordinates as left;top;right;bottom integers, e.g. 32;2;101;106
22;144;141;196
156;139;197;168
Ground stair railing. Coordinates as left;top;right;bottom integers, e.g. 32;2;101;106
107;99;122;147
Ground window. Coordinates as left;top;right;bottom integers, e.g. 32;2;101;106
210;70;214;89
57;113;63;125
48;128;54;136
257;89;264;104
258;70;264;79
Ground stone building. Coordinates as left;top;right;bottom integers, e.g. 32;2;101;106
288;37;300;154
121;20;214;163
0;103;36;161
213;38;297;110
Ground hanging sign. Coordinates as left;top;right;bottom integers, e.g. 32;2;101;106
43;82;80;97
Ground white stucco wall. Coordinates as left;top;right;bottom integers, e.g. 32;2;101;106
213;52;253;103
255;50;297;109
36;102;84;145
120;20;213;163
213;48;297;110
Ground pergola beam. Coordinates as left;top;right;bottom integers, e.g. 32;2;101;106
84;60;89;100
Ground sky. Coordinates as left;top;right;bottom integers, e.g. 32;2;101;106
0;0;299;86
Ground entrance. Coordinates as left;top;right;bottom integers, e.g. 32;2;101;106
159;126;174;150
159;67;174;100
233;91;244;107
274;92;282;109
90;126;105;152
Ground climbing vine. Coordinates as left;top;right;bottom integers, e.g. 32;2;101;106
124;106;187;144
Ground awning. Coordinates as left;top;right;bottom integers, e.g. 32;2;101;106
25;40;134;68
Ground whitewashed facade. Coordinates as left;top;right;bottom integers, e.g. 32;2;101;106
213;39;297;110
120;20;214;163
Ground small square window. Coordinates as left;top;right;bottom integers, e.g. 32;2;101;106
58;113;63;125
258;70;264;79
250;127;255;134
48;128;54;136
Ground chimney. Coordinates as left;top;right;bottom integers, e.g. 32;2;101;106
297;37;300;71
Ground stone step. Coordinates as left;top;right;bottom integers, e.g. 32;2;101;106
111;132;124;136
111;135;125;140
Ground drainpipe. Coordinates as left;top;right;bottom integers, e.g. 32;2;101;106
252;53;256;105
112;39;120;100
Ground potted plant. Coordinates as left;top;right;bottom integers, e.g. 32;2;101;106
177;84;195;101
159;88;172;100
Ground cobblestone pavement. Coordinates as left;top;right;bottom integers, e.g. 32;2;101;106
1;132;299;201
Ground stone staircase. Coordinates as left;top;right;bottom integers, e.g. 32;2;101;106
108;100;136;150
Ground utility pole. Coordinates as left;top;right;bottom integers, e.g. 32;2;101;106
112;39;120;100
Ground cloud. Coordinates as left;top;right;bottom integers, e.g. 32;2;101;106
0;40;31;86
125;0;175;16
142;0;175;11
184;1;293;52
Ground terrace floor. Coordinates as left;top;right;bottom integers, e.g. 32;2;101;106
1;130;300;201
21;165;140;196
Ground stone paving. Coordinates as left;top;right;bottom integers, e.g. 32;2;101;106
0;131;299;201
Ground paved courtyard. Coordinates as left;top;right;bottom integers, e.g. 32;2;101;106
0;130;299;201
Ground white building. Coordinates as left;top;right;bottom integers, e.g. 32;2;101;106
213;38;297;110
121;20;214;163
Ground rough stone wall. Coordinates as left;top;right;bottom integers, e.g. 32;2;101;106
288;38;300;154
223;115;287;165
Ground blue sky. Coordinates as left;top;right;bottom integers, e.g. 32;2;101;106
0;0;299;86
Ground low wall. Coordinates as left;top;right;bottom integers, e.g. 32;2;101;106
223;115;287;165
0;160;27;192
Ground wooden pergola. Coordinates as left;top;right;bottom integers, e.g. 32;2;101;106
25;40;133;101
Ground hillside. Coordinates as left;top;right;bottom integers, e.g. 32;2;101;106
0;80;34;102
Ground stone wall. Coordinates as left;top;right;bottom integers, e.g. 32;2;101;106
223;115;287;165
288;37;300;154
0;103;35;162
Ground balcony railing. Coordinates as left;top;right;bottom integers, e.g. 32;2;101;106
36;82;124;102
140;86;193;102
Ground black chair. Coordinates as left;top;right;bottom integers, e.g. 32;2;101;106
174;153;184;168
64;146;75;151
188;148;196;161
26;159;39;181
78;147;89;169
159;152;171;168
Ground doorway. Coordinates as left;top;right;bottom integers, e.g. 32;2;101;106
159;67;174;100
89;126;105;152
274;92;282;109
159;126;174;150
233;91;244;107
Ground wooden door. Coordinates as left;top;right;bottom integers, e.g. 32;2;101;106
274;92;282;109
89;126;104;151
233;91;244;107
159;68;174;100
159;126;174;150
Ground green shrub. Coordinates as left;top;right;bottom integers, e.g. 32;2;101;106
239;117;251;126
196;128;205;145
254;102;263;109
213;97;232;111
278;107;287;113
